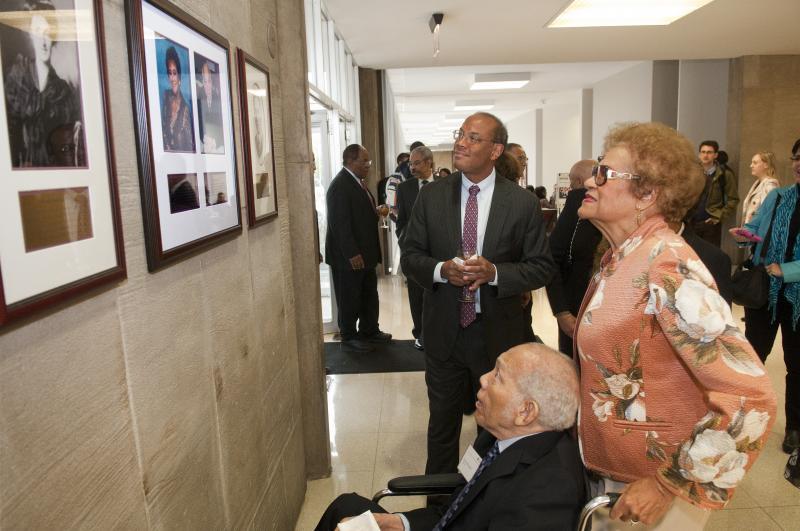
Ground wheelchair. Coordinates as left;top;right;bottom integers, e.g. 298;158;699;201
372;473;619;531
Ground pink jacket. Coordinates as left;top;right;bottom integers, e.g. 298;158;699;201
575;216;776;509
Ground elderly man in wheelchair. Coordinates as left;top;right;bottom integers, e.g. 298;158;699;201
314;343;588;530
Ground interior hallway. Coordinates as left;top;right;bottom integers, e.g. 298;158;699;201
295;275;800;530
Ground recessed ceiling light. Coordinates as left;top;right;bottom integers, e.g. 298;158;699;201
547;0;715;28
470;72;530;90
454;100;495;111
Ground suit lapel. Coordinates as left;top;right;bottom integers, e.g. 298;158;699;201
448;432;563;523
446;174;463;250
481;178;511;261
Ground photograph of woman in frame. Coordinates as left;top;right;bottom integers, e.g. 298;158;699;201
155;37;195;153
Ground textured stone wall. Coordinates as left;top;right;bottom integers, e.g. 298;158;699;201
0;0;326;528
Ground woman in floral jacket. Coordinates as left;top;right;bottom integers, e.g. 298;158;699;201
575;122;777;529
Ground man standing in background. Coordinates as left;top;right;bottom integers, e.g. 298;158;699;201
692;140;739;246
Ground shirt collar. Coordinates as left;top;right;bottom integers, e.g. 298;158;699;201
705;164;718;176
344;167;360;182
497;432;541;453
461;169;496;194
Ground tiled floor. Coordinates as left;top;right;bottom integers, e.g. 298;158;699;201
295;276;800;530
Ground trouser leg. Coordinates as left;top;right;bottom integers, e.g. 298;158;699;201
358;267;380;336
314;493;387;531
425;353;468;475
779;299;800;429
408;280;424;340
332;267;360;340
558;329;574;357
744;303;780;362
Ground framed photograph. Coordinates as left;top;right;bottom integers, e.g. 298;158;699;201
0;0;125;327
126;0;241;271
237;49;278;226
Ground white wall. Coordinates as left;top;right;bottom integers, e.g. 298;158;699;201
592;62;653;155
542;102;582;194
677;59;730;150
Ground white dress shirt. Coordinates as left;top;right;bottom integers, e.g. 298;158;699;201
433;171;499;312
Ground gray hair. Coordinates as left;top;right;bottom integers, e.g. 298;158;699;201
411;145;433;162
513;344;579;431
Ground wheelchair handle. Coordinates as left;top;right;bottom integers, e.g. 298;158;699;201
577;493;620;531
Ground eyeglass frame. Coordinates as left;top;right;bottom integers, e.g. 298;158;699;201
453;129;501;146
591;163;642;186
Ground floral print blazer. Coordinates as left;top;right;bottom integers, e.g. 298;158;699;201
575;216;776;510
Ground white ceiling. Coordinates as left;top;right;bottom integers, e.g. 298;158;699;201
323;0;800;148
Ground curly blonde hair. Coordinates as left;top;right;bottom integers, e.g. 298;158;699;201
603;122;705;223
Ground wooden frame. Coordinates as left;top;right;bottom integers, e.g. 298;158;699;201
0;0;126;327
126;0;241;271
237;49;278;226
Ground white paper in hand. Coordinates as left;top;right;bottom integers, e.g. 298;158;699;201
457;444;482;482
337;510;381;531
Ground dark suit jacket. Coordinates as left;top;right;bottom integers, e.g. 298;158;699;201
546;188;603;316
682;224;734;304
404;430;585;530
395;177;426;242
325;168;381;270
400;172;554;361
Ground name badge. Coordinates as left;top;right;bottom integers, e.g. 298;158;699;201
457;444;482;482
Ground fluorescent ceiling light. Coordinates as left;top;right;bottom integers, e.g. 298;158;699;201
547;0;715;27
454;100;495;111
470;72;530;90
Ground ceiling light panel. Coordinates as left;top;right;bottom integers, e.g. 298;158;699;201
470;72;530;90
547;0;715;28
453;100;495;111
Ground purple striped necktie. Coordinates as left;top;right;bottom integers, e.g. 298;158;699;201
433;442;500;530
460;185;480;328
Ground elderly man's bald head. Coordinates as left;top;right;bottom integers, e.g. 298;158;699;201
569;160;595;190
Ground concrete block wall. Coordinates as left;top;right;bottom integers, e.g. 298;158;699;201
0;0;327;529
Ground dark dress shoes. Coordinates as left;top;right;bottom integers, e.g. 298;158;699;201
360;331;393;343
341;339;374;352
783;429;800;454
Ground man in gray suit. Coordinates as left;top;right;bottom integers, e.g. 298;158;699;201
401;112;554;475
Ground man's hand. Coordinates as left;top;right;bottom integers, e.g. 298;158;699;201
373;513;405;530
609;476;675;525
336;513;404;531
462;256;496;291
555;312;577;337
441;259;469;286
521;291;532;308
349;254;365;271
705;217;720;225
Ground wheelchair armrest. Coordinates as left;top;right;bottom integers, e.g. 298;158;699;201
372;473;466;502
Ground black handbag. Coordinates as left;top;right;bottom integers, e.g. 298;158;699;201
731;196;781;308
732;261;770;308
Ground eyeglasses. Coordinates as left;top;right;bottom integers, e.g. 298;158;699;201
453;129;497;145
592;164;642;186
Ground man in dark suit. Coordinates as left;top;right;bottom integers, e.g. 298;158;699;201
325;144;391;352
396;146;435;350
401;113;555;475
546;160;604;356
314;343;585;530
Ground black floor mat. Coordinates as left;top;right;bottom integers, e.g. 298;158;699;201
324;340;426;374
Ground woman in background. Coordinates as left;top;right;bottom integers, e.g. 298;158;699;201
160;46;194;152
741;151;780;225
731;139;800;455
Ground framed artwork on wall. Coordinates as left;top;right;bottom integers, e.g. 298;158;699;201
0;0;126;327
237;49;278;226
126;0;241;271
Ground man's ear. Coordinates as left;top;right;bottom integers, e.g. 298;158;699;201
514;399;540;427
490;144;504;162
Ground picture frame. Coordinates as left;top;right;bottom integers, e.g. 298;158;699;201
236;49;278;226
0;0;126;327
126;0;241;271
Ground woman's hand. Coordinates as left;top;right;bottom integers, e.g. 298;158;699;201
766;263;784;277
728;227;751;243
609;476;675;525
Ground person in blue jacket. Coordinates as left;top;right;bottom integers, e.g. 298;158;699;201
731;138;800;454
